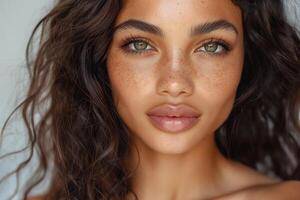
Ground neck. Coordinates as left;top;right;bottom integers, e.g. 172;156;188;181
125;133;230;200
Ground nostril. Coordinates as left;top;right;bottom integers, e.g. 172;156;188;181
157;73;194;97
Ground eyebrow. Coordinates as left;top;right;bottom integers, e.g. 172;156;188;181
113;19;239;37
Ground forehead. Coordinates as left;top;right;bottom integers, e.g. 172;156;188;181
115;0;242;31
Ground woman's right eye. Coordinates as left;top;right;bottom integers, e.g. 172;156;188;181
129;41;150;50
122;39;155;55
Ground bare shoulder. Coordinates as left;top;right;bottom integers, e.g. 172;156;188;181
248;180;300;199
224;159;279;187
215;181;300;200
215;162;300;200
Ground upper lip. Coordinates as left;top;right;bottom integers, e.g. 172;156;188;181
147;104;200;118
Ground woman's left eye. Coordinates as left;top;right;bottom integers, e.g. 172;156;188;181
196;41;230;55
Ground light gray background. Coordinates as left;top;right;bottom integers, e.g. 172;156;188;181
0;1;55;199
0;1;299;199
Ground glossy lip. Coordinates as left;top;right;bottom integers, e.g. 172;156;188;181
146;104;200;133
146;104;201;118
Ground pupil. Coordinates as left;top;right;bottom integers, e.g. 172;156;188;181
134;41;147;50
205;43;217;52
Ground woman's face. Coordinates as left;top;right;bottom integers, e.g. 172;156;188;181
107;0;244;154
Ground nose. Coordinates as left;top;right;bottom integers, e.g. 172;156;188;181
157;54;194;98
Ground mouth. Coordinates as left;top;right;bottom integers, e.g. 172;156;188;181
146;103;200;133
147;115;200;133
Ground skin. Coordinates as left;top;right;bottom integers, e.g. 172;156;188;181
105;0;290;199
28;0;300;199
26;181;300;200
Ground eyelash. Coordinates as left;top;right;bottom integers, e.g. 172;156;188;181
120;35;232;56
120;36;153;55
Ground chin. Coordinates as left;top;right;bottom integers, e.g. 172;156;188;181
132;126;207;156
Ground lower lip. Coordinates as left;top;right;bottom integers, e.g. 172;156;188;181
147;115;199;133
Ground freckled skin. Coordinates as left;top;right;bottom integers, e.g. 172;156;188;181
106;0;278;199
107;0;243;155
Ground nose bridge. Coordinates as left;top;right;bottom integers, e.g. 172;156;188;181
157;49;194;97
165;52;191;80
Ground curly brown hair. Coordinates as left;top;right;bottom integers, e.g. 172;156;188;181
1;0;300;199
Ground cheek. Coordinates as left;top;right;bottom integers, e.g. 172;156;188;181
200;61;242;99
194;55;243;128
106;55;153;119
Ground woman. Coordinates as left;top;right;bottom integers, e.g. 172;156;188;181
1;0;300;199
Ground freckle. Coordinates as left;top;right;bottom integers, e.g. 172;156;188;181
122;69;135;84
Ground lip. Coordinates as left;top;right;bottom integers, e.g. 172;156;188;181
146;104;200;133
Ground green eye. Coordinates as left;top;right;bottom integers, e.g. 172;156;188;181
126;40;152;52
204;43;218;52
196;41;230;55
133;41;148;50
121;38;154;55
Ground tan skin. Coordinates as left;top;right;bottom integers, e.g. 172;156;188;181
28;0;300;199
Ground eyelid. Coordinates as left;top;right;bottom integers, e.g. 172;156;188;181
194;38;231;54
120;35;156;54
